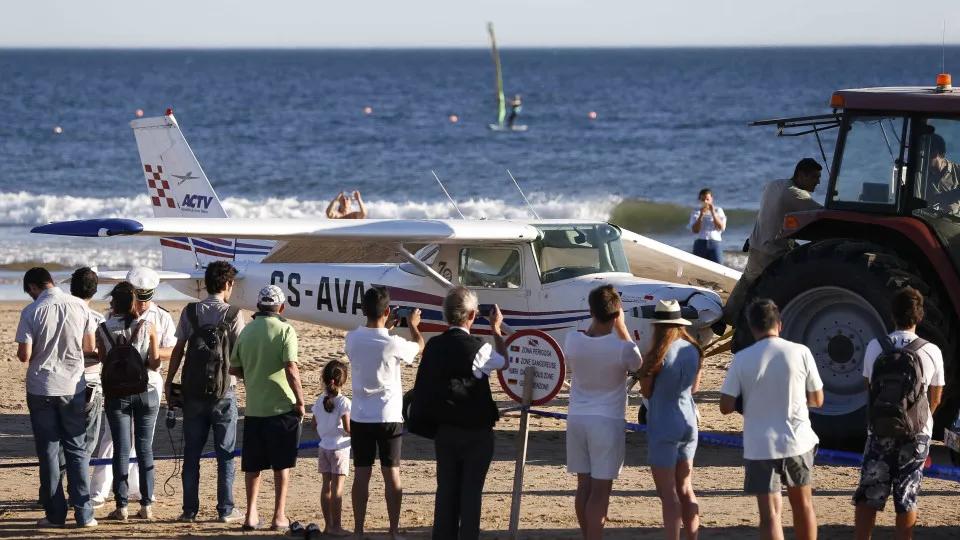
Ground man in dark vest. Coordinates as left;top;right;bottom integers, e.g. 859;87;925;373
414;286;508;540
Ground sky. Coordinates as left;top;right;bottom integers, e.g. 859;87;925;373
2;0;958;48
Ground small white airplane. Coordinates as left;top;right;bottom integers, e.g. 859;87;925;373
31;111;741;354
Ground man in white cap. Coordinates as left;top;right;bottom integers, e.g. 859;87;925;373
89;266;177;507
229;285;305;532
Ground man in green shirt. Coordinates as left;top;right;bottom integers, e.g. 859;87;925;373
229;285;305;532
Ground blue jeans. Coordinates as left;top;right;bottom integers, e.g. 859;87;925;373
26;392;93;525
84;384;103;458
105;390;159;508
693;239;724;264
182;391;237;516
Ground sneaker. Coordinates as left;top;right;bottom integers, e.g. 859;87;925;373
177;511;198;523
218;509;245;523
137;505;153;520
80;518;99;528
36;518;64;528
91;496;105;509
107;506;128;521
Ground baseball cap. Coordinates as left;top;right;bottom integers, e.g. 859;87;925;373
258;285;285;307
126;267;160;301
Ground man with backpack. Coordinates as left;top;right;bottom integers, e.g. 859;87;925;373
165;261;246;523
854;286;944;540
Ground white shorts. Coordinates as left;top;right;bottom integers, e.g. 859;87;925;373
566;414;626;480
318;447;351;476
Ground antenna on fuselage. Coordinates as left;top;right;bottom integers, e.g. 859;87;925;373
506;169;540;219
431;170;466;219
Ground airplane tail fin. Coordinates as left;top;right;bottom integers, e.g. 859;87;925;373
130;111;274;269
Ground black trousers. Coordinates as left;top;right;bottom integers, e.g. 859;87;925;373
432;425;495;540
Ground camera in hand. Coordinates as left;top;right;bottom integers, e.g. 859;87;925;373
478;304;494;317
395;307;414;327
165;409;177;429
168;382;184;409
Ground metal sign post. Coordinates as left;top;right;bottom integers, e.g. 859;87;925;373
508;365;535;538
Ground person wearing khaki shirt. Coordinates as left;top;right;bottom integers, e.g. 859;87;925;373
722;158;824;326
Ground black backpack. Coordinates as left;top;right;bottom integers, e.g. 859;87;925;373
181;303;240;400
100;320;149;399
868;336;929;438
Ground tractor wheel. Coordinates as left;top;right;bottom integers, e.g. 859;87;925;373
731;240;955;450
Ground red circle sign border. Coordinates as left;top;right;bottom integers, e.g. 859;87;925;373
497;329;566;406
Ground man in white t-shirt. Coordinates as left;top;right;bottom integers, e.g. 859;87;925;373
720;298;823;540
853;286;944;540
345;286;424;540
564;284;642;540
688;188;727;264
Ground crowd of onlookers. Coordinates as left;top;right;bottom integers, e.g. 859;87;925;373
15;256;945;539
566;285;944;540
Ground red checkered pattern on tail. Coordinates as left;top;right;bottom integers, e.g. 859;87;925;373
144;164;176;208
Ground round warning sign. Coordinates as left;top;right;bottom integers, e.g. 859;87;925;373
497;329;566;406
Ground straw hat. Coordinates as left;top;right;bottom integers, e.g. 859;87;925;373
649;299;692;326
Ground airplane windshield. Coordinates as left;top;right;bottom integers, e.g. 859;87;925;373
533;224;630;283
398;244;439;277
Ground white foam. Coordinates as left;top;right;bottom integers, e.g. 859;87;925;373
0;191;620;225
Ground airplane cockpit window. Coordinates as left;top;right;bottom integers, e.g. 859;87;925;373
459;247;522;289
533;223;630;284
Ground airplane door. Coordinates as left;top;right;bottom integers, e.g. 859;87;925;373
452;245;530;328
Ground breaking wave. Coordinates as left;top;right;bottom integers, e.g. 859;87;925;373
1;191;751;272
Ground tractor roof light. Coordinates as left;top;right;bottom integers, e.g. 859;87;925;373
936;74;953;93
783;216;800;230
829;93;845;108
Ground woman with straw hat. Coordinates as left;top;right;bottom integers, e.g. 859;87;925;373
636;299;703;540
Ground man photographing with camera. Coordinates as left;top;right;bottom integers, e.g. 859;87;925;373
345;286;424;540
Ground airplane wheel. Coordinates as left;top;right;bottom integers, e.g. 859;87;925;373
731;239;956;447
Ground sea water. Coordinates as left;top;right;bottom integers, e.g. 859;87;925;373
1;47;958;297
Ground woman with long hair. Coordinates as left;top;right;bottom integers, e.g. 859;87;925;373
637;300;703;540
311;360;352;537
97;281;160;521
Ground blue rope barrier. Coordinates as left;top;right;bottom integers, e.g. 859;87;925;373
0;405;527;469
526;408;960;484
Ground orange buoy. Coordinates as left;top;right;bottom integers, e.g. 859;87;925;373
588;111;597;119
135;109;144;117
364;106;372;114
53;126;63;134
449;115;459;123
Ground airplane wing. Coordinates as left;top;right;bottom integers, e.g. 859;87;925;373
31;218;541;244
619;229;741;300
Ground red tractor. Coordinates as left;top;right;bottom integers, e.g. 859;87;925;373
734;75;960;460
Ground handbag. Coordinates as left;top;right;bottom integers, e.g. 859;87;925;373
402;388;438;440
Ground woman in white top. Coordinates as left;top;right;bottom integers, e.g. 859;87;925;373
97;281;160;521
689;188;726;264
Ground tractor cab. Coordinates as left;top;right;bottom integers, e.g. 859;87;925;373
744;75;960;454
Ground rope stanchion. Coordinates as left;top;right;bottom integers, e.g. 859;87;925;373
526;408;960;484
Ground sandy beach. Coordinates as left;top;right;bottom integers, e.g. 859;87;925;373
1;300;958;539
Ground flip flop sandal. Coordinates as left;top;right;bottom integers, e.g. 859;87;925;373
271;522;291;533
305;523;321;539
241;520;266;531
287;521;305;536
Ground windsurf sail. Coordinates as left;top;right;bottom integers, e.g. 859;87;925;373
488;22;506;127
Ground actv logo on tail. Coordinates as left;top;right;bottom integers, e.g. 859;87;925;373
181;194;213;212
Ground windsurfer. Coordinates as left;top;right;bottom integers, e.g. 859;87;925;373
507;94;522;127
